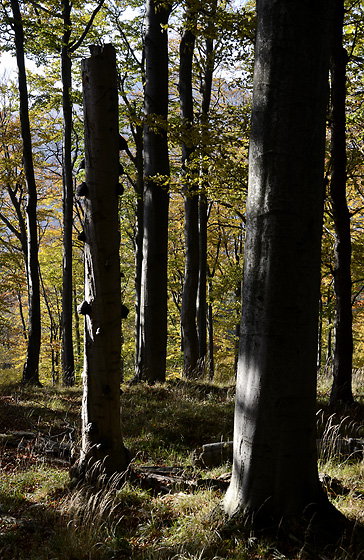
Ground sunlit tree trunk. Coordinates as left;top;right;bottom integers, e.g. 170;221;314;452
329;0;354;406
73;45;128;478
10;0;41;386
224;0;333;522
139;0;171;383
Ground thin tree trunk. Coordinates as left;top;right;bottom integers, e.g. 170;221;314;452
197;193;207;371
325;289;333;373
10;0;41;386
17;292;27;340
61;0;75;387
179;10;199;378
224;0;334;522
72;45;128;479
140;0;171;383
317;296;323;371
133;125;144;381
329;0;354;405
197;33;214;371
207;280;214;380
73;285;81;361
206;233;220;380
39;269;59;384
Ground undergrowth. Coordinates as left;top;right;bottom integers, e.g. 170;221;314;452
0;371;364;558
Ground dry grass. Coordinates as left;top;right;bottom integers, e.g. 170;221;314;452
0;373;364;558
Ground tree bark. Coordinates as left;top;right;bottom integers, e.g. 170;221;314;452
329;0;354;406
61;0;75;387
133;125;144;381
10;0;41;386
179;11;199;378
197;193;207;368
74;45;128;478
224;0;333;522
139;0;171;383
73;285;81;360
197;32;214;372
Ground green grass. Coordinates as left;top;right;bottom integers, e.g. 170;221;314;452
0;372;364;559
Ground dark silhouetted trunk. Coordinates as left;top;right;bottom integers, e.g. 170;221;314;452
179;11;199;378
10;0;41;386
133;125;144;381
61;0;75;386
73;285;81;361
197;32;214;372
139;0;171;383
329;0;354;406
197;194;207;369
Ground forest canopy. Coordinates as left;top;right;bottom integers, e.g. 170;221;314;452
0;0;362;391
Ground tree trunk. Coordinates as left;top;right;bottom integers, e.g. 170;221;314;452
179;12;199;378
207;280;214;380
73;285;81;361
61;0;75;387
224;0;333;523
10;0;41;386
139;0;171;383
17;292;27;340
133;125;144;381
73;44;128;479
197;193;207;370
197;33;214;372
329;0;354;406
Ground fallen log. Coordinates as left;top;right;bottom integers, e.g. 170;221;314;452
193;437;364;468
193;441;233;468
129;466;231;495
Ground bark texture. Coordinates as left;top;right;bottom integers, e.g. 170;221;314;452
179;13;199;378
61;0;75;386
10;0;41;386
75;45;128;477
329;0;354;406
197;31;214;373
139;0;171;383
224;0;333;521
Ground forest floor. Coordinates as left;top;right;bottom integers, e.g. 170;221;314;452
0;371;364;559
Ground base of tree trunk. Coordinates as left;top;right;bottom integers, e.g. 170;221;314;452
21;378;43;387
69;447;132;488
215;498;352;557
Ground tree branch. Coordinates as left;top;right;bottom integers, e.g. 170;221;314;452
70;0;106;52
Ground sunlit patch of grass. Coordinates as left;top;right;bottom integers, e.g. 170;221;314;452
2;376;364;559
155;490;222;548
352;369;364;406
316;370;333;401
121;380;234;467
316;408;364;558
1;465;69;509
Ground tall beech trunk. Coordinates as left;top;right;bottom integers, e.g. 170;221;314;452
73;285;81;360
61;0;75;386
10;0;41;386
329;0;354;406
133;125;144;381
73;45;128;479
197;193;208;367
224;0;333;523
197;33;214;371
179;12;199;378
139;0;171;383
